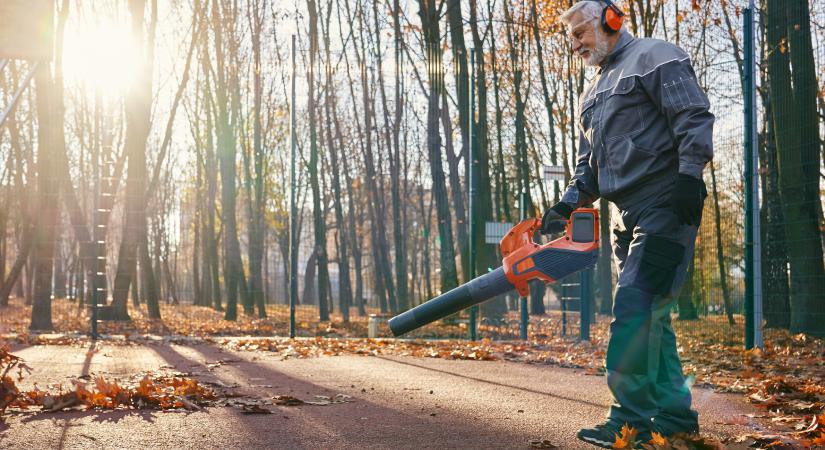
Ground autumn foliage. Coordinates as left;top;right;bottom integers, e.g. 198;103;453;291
0;345;216;422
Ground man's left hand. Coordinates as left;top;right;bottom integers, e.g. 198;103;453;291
671;174;706;226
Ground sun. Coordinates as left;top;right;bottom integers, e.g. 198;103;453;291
61;21;141;97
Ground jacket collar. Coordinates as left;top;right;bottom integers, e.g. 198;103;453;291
598;30;634;72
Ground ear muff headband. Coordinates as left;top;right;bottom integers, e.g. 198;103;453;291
598;0;625;33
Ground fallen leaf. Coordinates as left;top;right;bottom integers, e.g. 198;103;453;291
241;404;272;414
649;431;669;448
613;423;638;449
528;439;558;448
272;395;304;406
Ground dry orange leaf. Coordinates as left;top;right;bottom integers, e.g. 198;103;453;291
649;431;670;448
613;423;638;449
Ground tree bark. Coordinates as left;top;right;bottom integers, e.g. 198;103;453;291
211;0;244;321
110;0;160;320
759;92;790;329
766;0;825;335
446;0;470;283
322;5;352;321
469;0;507;320
306;0;330;321
391;0;409;312
709;162;734;325
418;0;459;295
247;0;267;318
31;0;71;330
677;257;698;320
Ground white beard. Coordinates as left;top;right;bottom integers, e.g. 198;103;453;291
583;34;611;66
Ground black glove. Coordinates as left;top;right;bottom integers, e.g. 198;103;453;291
670;174;706;226
540;203;574;235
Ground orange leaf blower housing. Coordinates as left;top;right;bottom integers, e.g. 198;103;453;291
501;208;600;297
389;209;600;336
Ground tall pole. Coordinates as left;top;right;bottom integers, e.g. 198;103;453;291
518;191;529;340
289;35;298;339
90;150;99;339
468;49;478;341
750;0;762;350
743;5;762;349
579;269;591;341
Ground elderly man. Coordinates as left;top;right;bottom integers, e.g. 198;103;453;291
541;0;713;447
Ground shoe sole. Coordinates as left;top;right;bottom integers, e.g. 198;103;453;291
577;434;614;449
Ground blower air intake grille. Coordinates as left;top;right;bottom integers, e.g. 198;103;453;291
532;248;599;281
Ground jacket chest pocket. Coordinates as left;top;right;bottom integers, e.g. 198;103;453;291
602;77;644;142
579;97;597;143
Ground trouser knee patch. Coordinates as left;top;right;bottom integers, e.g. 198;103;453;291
634;235;685;295
606;314;652;374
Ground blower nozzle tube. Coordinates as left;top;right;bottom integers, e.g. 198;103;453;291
388;267;513;337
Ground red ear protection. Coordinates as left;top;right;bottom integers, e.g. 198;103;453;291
599;0;625;33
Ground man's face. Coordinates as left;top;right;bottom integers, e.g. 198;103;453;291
567;13;610;66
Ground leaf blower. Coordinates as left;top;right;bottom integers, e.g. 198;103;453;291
388;208;600;337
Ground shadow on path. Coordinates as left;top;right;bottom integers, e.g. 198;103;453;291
376;355;606;409
149;342;529;449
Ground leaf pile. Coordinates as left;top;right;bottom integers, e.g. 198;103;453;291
611;425;726;450
678;329;825;448
2;358;217;417
0;344;31;419
218;336;499;361
13;373;216;413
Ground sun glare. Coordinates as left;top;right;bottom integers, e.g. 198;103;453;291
62;22;141;97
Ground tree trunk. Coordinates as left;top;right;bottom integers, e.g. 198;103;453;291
677;257;698;320
0;227;33;307
247;0;267;318
469;0;506;320
766;0;825;336
709;162;734;325
306;0;330;322
784;0;825;335
530;0;561;202
391;0;408;312
488;0;510;223
211;0;243;321
30;1;72;330
446;0;470;283
302;249;318;306
418;0;459;295
110;0;159;321
336;4;366;316
759;92;790;329
31;62;59;331
323;13;352;321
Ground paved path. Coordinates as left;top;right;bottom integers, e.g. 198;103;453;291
0;342;760;449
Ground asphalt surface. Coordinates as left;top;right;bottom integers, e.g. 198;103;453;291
0;341;759;449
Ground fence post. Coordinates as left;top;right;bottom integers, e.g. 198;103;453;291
519;190;529;341
468;48;478;341
580;269;591;341
289;34;297;339
743;6;763;349
90;175;98;340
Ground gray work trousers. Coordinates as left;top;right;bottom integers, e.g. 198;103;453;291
604;184;701;433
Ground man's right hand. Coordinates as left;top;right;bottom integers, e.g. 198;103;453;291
540;203;573;235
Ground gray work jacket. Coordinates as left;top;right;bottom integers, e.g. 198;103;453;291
560;31;714;211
